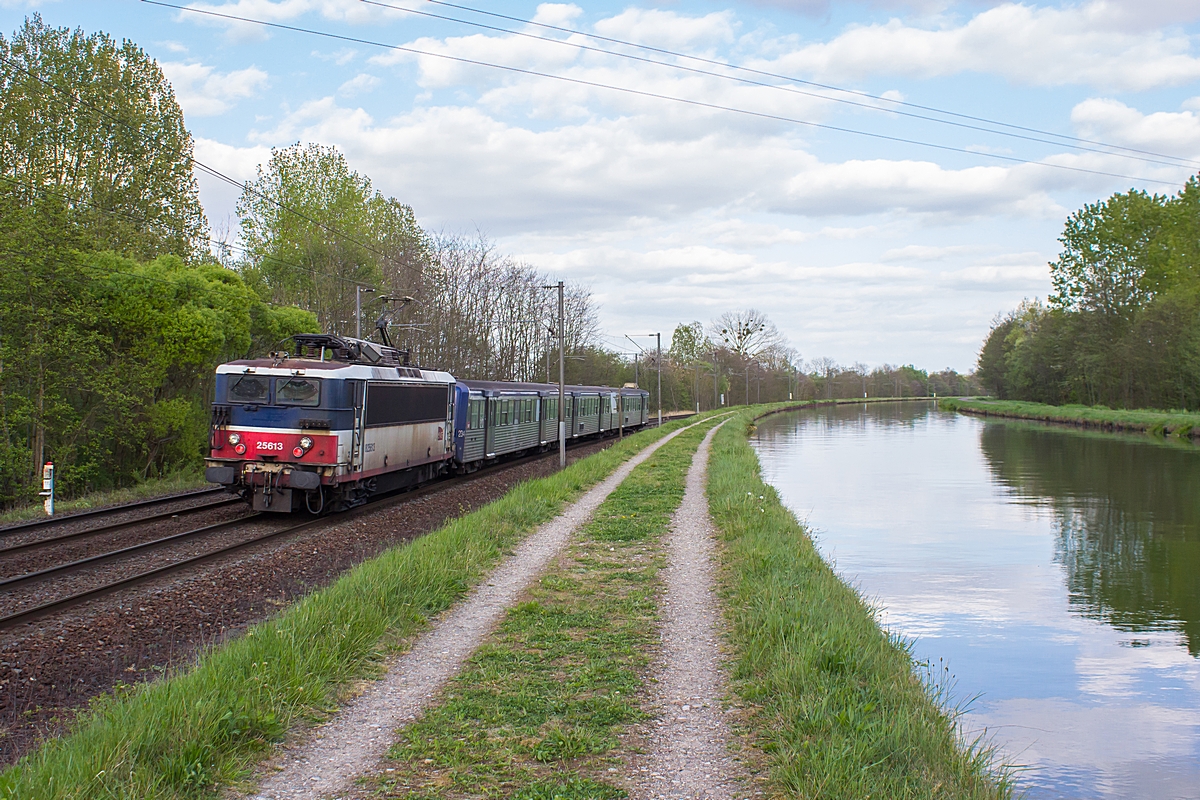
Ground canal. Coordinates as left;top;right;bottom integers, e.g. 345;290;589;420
752;402;1200;800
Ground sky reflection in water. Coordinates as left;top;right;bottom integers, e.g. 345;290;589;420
752;403;1200;800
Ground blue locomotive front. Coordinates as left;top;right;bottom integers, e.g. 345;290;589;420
205;334;456;512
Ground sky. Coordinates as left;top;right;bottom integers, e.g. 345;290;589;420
4;0;1200;372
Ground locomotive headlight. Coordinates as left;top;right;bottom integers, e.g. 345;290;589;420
299;436;313;450
228;432;242;445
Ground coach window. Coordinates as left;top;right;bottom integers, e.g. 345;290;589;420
276;378;321;407
229;375;269;403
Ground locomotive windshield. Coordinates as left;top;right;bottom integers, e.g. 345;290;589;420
228;375;269;403
276;378;321;407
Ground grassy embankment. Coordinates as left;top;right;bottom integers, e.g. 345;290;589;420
0;470;208;526
710;407;1011;798
940;397;1200;439
358;419;722;798
0;416;705;800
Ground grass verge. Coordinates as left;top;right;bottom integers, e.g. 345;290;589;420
940;397;1200;439
0;417;707;800
0;469;209;526
359;421;717;799
710;408;1012;799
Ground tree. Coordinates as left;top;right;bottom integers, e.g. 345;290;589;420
0;15;206;259
238;142;427;334
1049;189;1168;322
669;321;707;364
710;309;784;361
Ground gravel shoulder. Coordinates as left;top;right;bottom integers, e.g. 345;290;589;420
629;420;747;800
245;425;696;800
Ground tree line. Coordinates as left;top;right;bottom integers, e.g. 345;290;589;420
978;178;1200;409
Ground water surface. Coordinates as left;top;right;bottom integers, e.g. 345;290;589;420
752;402;1200;799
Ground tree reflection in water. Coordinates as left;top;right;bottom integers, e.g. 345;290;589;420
979;423;1200;656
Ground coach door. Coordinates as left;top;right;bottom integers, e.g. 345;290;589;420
350;380;366;471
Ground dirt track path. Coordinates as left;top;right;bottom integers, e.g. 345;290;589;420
247;424;699;800
632;421;747;799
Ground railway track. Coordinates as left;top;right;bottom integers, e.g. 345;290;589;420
0;487;227;538
0;440;604;632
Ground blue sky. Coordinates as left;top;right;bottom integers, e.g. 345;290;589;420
4;0;1200;371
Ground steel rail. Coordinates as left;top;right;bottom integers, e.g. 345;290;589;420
0;498;244;558
0;433;628;631
0;514;262;591
0;487;227;537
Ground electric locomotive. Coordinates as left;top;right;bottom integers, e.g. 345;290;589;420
205;333;650;513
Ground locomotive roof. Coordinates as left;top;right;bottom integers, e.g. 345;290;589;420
459;379;649;396
216;359;456;384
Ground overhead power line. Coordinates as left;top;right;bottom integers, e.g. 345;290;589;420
413;0;1200;171
141;0;1185;188
0;52;408;270
358;0;1200;172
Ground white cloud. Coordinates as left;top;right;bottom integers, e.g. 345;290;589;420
765;1;1200;91
531;3;583;27
593;8;738;52
338;73;381;96
161;61;268;116
1071;98;1200;158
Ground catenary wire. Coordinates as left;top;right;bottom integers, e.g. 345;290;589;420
359;0;1200;172
141;0;1185;188
416;0;1200;170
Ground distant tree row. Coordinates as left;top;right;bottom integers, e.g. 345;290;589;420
978;178;1200;409
639;312;977;413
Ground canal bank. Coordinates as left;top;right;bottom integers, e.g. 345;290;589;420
941;397;1200;439
753;402;1200;800
712;406;1010;799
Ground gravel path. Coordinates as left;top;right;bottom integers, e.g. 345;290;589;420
633;421;746;800
248;424;698;800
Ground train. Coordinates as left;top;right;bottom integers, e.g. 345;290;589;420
204;333;651;513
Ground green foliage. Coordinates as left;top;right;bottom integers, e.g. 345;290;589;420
668;321;707;364
238;142;427;334
982;176;1200;409
0;234;317;506
0;14;206;259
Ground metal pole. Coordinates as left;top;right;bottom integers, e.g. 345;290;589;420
355;286;374;339
695;361;700;413
558;281;566;469
654;332;662;427
619;391;624;439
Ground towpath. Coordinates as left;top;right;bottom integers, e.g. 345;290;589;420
630;420;747;799
248;420;707;800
